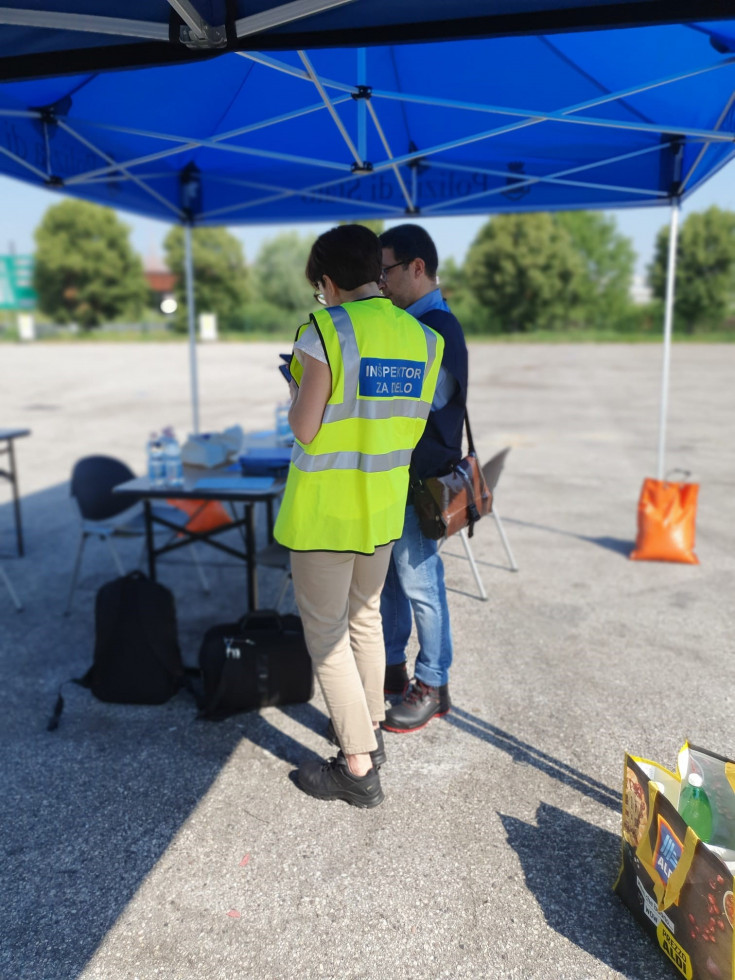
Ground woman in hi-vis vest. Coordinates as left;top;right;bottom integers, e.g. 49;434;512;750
274;225;443;808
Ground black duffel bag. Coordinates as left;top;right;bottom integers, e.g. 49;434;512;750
198;609;313;720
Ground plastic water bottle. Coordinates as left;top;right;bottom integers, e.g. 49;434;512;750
161;428;184;487
275;402;292;445
147;433;165;486
679;773;713;842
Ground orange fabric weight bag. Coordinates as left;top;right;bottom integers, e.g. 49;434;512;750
629;472;699;564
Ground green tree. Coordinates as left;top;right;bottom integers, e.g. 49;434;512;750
340;219;385;236
163;225;249;330
463;212;584;332
649;206;735;333
251;231;314;312
553;211;635;327
33;199;148;328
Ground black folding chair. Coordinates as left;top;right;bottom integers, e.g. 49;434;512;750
64;454;209;615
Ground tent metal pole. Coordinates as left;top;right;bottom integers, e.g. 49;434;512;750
657;202;680;481
184;224;200;435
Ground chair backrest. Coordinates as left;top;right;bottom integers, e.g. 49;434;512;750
70;455;137;521
481;447;511;493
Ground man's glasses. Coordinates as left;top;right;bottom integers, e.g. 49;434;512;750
379;260;409;282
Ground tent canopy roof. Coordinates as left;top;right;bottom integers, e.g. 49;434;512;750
1;0;734;81
1;21;734;227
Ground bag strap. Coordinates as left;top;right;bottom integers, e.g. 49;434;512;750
47;670;93;731
463;410;476;456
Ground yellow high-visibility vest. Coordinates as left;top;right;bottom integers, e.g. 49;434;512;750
274;297;443;554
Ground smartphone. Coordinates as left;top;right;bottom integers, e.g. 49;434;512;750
279;362;293;383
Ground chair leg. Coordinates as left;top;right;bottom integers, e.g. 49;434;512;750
104;535;127;576
190;544;211;594
64;533;88;616
0;563;23;612
274;571;291;612
459;527;488;601
492;506;519;572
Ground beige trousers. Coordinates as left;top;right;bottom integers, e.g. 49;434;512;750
289;545;393;756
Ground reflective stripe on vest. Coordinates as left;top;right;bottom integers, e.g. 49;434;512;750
291;445;414;473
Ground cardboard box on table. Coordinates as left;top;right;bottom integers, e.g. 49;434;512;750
615;744;735;980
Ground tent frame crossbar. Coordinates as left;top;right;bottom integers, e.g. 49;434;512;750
0;0;356;47
422;144;671;214
198;170;407;221
298;49;362;166
680;91;735;192
63;96;353;186
54;114;353;173
0;6;169;39
56;119;185;219
235;0;357;38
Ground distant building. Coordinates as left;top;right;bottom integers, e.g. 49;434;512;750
144;252;177;312
630;273;652;305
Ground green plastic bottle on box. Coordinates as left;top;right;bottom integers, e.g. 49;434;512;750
679;773;713;842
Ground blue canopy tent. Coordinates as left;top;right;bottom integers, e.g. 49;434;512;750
0;19;733;475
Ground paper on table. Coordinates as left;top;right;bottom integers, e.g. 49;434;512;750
194;476;275;491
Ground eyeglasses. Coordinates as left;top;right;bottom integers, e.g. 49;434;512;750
379;260;409;282
312;283;327;306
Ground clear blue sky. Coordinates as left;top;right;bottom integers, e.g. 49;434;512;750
2;161;733;278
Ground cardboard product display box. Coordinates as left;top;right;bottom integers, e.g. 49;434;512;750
615;744;735;980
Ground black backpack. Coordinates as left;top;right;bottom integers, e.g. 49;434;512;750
48;572;183;729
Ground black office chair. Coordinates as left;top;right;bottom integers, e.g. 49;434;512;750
64;454;209;615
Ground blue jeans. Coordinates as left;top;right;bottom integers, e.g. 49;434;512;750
380;504;453;688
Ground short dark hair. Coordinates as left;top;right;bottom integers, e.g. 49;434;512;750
379;224;439;279
305;224;382;291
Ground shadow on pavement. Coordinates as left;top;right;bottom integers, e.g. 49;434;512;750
499;803;672;980
1;478;320;980
1;702;248;980
501;516;634;557
445;706;621;811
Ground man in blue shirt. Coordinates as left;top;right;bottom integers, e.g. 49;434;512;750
378;225;468;733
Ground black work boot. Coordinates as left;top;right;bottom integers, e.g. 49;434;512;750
382;680;451;733
297;755;384;808
384;661;409;696
325;719;387;768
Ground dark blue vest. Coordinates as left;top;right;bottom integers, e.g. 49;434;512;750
410;307;468;480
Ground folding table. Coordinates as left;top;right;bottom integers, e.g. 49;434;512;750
114;466;285;610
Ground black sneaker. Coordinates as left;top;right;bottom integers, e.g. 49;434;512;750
384;661;409;695
382;681;451;733
325;718;387;768
297;755;384;808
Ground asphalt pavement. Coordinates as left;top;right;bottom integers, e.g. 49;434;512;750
1;340;734;980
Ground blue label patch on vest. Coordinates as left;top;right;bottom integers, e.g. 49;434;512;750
359;358;424;398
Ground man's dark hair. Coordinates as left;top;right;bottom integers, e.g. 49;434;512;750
379;224;439;279
305;224;382;291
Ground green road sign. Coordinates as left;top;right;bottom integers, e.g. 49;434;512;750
0;254;36;310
